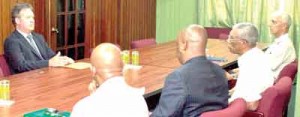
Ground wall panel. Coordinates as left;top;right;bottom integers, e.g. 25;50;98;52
98;0;119;46
119;0;156;49
91;0;156;50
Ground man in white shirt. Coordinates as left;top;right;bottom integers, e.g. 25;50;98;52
71;43;149;117
227;23;274;111
265;11;296;80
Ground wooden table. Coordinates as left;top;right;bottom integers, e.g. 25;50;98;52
0;39;268;116
138;39;267;69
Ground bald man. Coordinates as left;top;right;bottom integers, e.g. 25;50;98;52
151;25;228;117
266;12;296;80
71;43;148;117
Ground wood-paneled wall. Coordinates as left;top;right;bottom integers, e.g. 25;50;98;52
0;0;156;54
119;0;156;49
91;0;156;49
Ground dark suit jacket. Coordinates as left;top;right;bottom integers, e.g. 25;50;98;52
151;56;228;117
4;30;55;74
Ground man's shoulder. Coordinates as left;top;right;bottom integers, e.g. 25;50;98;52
6;30;19;39
31;32;44;38
4;31;22;44
73;96;91;109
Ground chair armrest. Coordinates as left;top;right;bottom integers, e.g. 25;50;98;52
243;111;264;117
228;79;237;89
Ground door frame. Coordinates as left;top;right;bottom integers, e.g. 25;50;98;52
45;0;91;59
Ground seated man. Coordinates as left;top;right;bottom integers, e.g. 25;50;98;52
4;3;74;74
71;43;149;117
151;24;228;117
266;11;296;80
227;23;274;110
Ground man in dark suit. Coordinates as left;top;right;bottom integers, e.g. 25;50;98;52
151;24;228;117
4;3;74;74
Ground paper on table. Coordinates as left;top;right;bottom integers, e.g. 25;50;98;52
65;62;91;70
0;100;15;107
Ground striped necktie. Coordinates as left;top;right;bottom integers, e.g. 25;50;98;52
27;35;43;59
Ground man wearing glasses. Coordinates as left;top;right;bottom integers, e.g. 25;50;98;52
227;23;274;111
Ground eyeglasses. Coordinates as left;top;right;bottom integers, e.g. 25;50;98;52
227;35;247;43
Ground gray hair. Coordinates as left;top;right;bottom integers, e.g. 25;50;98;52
272;11;292;30
11;3;33;25
233;23;258;47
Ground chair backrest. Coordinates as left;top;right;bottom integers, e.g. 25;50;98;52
277;60;298;82
205;27;231;40
130;38;156;49
246;76;292;117
228;79;237;89
0;55;11;77
200;98;247;117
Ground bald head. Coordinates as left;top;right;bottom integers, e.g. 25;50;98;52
176;24;208;64
90;43;123;78
179;24;207;50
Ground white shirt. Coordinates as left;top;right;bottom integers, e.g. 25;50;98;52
229;47;274;102
71;76;149;117
265;34;296;80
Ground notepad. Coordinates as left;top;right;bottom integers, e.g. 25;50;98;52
23;108;70;117
65;62;91;69
0;99;14;107
207;56;227;62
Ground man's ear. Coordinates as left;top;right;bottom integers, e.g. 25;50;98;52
15;18;20;24
180;39;188;51
283;23;289;30
90;66;96;75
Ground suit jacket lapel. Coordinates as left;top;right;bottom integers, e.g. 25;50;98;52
14;31;44;60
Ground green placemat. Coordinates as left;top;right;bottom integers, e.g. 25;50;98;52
23;108;70;117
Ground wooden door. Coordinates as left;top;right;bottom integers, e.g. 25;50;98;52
49;0;88;60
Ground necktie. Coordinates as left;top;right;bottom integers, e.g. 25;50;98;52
27;35;43;59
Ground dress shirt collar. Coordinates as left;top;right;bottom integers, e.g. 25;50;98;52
185;55;206;64
95;76;145;95
274;33;288;44
16;29;32;39
238;47;260;66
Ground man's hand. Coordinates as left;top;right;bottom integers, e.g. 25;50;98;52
49;52;75;67
88;80;98;94
123;64;142;88
225;71;235;80
229;87;235;96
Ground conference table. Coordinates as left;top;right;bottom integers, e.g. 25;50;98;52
0;39;268;116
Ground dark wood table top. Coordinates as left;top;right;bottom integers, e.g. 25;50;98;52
0;39;269;116
138;39;267;68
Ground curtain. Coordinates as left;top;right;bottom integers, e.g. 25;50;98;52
156;0;198;43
